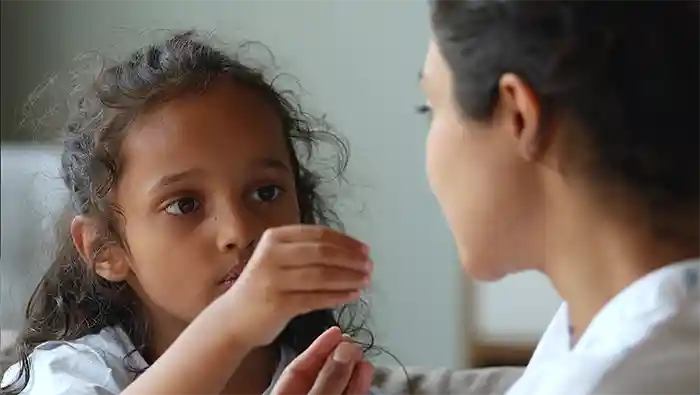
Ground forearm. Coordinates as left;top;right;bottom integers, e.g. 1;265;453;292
122;298;250;395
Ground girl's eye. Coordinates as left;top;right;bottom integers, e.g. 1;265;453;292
164;197;200;216
251;185;283;203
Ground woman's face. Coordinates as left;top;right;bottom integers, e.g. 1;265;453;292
421;40;546;280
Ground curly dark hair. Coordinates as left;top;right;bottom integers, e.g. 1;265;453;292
431;0;699;241
1;31;374;394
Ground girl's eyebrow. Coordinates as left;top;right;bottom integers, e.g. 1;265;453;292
149;168;207;194
148;158;291;194
249;158;292;173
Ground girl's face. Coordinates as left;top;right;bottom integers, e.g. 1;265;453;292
421;40;546;280
110;81;301;327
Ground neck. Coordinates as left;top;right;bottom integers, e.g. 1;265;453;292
144;308;280;395
541;181;699;341
223;346;279;395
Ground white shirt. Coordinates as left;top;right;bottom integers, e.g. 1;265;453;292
506;258;700;395
1;327;378;395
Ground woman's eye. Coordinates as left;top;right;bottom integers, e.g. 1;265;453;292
416;104;433;115
164;197;200;216
251;185;283;203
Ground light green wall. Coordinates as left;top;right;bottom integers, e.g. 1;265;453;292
0;0;468;368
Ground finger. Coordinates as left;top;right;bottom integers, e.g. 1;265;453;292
279;243;372;274
286;290;362;314
309;341;363;395
279;265;369;292
344;361;375;395
265;225;369;254
286;326;343;375
272;327;343;395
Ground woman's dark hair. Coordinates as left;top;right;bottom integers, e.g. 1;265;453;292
1;31;374;394
431;1;699;239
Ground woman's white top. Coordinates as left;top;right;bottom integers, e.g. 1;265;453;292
506;258;700;395
1;326;378;395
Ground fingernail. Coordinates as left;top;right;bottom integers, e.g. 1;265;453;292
361;244;370;255
333;341;355;363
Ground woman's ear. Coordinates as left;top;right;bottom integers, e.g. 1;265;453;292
70;216;130;282
497;73;548;161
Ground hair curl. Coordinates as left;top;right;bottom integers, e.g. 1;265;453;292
1;31;376;394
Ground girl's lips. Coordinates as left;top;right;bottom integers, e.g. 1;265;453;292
218;256;248;287
219;272;238;284
218;272;238;290
219;265;244;284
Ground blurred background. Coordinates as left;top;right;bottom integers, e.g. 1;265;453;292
0;0;561;369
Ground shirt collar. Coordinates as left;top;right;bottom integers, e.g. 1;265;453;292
529;257;699;361
574;257;699;353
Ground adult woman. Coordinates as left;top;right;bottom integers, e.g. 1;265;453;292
420;1;699;394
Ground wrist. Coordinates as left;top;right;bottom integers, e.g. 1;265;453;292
197;293;256;353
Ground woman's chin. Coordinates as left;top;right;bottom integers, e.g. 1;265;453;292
459;253;512;282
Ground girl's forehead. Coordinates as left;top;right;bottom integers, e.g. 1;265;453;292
138;82;282;136
120;83;292;177
134;84;284;144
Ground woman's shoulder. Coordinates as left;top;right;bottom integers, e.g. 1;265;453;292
590;303;700;394
510;296;700;395
1;327;144;394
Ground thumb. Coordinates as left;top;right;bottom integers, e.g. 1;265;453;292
272;327;343;395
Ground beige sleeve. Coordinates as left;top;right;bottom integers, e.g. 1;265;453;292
372;366;524;395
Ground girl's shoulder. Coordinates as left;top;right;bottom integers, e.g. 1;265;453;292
1;327;145;395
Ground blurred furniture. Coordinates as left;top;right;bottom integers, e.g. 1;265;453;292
471;341;536;368
0;330;18;379
0;330;17;352
468;271;561;367
0;144;66;332
373;365;523;395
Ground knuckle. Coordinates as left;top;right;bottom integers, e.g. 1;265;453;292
256;235;281;262
327;361;352;383
314;226;332;241
261;228;277;243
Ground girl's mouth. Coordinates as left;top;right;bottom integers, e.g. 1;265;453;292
219;273;238;287
218;266;244;288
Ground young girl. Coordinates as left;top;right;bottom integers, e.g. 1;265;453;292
422;1;698;394
1;31;375;395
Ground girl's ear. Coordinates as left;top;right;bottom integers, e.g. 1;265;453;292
70;216;131;282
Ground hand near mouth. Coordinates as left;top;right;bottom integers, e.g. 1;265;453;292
219;265;245;286
216;224;373;348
